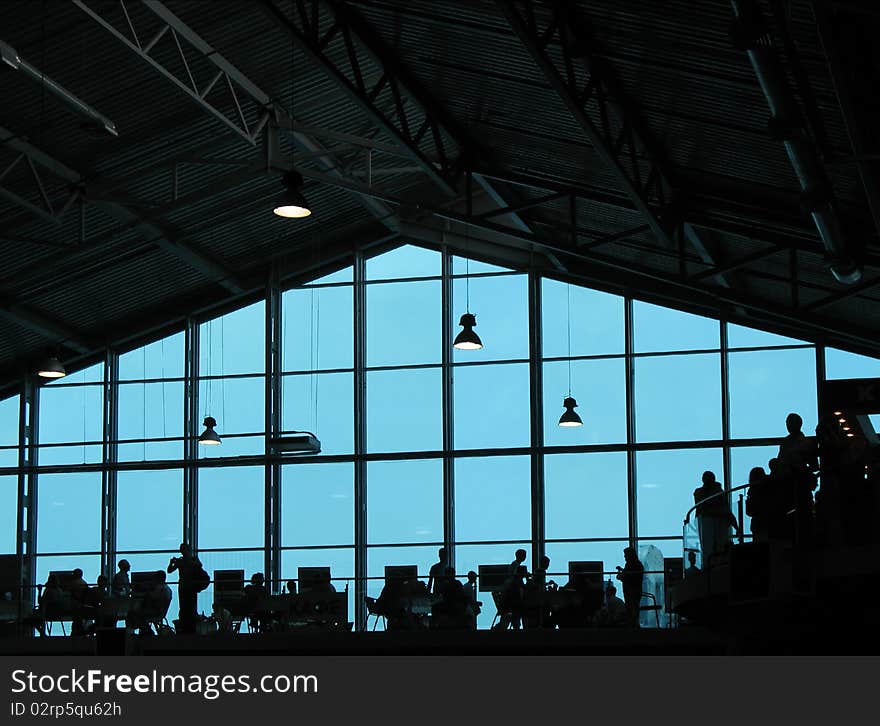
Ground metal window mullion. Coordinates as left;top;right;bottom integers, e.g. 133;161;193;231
441;245;455;562
18;379;35;619
720;319;735;537
102;350;119;576
528;271;545;571
625;297;638;548
266;275;282;591
816;344;826;419
183;318;199;550
353;249;367;631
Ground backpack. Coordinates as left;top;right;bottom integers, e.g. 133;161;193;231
193;564;210;593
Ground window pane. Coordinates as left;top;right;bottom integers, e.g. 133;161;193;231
542;279;624;357
282;372;353;456
729;348;817;439
116;470;183;552
543;359;626;445
118;331;185;381
199;301;265;376
825;348;880;380
52;362;103;385
304;266;353;285
117;381;184;461
453;363;530;450
452;274;528;362
633;302;719;352
0;475;16;554
197;376;265;458
545;452;629;540
0;395;18;468
37;472;102;553
367;368;442;453
367;280;441;367
727;323;806;349
367;459;442;545
455;456;531;543
454;543;530;630
282;286;353;372
282;463;354;547
366;244;440;280
198;466;264;549
38;383;103;465
637;448;723;539
451;256;511;275
635;354;722;442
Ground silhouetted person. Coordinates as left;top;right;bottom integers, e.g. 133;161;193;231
130;571;172;635
36;574;66;635
693;471;739;562
766;457;794;539
434;567;469;628
597;582;627;627
427;547;449;595
310;570;336;595
68;568;88;636
111;560;131;598
284;579;297;596
463;571;481;629
777;413;818;544
211;601;233;634
616;547;644;628
496;549;528;629
243;573;269;632
745;466;770;541
168;542;202;634
684;551;700;578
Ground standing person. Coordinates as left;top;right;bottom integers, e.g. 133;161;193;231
746;466;770;542
111;559;131;598
777;413;818;544
693;471;739;562
616;547;644;628
426;547;449;596
495;549;528;630
462;571;481;629
168;542;203;634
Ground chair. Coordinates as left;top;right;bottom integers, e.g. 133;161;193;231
639;591;662;628
364;596;385;630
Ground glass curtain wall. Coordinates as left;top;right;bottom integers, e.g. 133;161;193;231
1;241;865;631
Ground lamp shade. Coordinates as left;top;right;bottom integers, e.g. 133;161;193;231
453;312;483;350
198;416;222;446
272;170;311;218
558;396;583;427
36;355;66;379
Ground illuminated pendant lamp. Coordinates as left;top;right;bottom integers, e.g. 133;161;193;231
453;226;483;350
273;21;311;220
198;415;221;446
273;170;311;218
36;354;66;379
558;283;583;427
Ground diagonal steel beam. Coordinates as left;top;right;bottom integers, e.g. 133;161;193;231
496;0;736;286
0;296;91;354
0;124;244;294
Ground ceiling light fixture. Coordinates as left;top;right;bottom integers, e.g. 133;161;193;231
198;416;221;446
453;176;482;351
36;354;66;379
273;170;311;218
558;283;583;427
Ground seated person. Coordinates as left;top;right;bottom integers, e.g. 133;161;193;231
284;579;297;596
684;551;700;578
32;575;67;636
595;583;628;627
128;571;172;635
432;567;470;628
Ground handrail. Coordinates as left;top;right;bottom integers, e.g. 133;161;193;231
683;483;751;526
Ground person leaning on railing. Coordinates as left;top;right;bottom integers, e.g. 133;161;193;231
693;471;740;561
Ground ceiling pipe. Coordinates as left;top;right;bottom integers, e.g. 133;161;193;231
729;0;861;285
0;40;118;137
